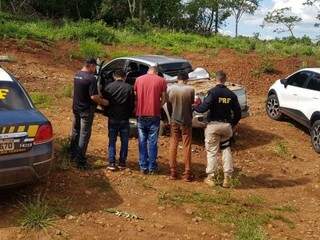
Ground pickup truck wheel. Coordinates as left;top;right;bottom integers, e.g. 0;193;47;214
266;94;283;120
311;120;320;153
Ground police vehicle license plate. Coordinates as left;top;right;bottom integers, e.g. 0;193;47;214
0;139;15;154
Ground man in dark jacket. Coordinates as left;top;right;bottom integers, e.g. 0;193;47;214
70;58;108;170
103;70;135;171
194;71;241;188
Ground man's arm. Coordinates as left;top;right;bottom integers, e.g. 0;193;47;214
91;95;109;106
160;80;168;106
193;91;213;113
231;95;241;127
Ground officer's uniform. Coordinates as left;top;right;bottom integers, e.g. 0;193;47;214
194;84;241;178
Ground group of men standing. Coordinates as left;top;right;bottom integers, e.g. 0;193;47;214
70;58;241;188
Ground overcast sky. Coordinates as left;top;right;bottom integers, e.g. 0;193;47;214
221;0;320;39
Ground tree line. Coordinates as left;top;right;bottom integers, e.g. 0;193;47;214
0;0;319;38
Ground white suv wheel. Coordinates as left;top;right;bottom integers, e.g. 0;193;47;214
311;120;320;153
266;94;283;120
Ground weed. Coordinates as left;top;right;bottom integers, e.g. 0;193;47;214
244;195;265;206
19;195;55;230
55;138;72;170
30;92;53;109
71;39;105;59
252;57;278;77
272;204;298;213
49;198;73;217
106;50;143;59
274;141;289;157
158;189;233;206
58;83;73;98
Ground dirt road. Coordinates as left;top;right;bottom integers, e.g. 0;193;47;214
0;40;319;240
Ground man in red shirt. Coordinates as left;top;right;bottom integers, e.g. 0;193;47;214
134;67;167;174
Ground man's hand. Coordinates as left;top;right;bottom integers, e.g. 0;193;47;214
91;95;109;106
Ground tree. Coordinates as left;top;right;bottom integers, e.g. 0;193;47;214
304;0;320;27
186;0;230;34
226;0;260;37
264;7;302;38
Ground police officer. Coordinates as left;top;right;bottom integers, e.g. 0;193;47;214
194;71;241;188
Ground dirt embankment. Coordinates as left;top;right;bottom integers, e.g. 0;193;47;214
0;40;319;240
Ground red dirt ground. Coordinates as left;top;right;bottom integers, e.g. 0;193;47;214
0;40;319;240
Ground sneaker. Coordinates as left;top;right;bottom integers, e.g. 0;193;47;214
149;170;158;175
118;164;127;171
107;163;117;171
169;171;177;180
204;176;216;187
223;176;232;188
184;173;194;182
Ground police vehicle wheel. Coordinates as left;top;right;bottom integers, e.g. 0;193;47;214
266;94;283;120
311;120;320;153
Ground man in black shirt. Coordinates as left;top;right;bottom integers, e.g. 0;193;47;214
103;70;135;171
70;58;108;170
194;71;241;188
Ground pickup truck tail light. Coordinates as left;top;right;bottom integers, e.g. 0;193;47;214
34;123;53;145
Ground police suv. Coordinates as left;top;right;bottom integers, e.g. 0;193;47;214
0;65;53;188
266;68;320;153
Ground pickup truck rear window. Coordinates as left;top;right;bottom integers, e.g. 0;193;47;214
158;62;193;77
0;82;31;110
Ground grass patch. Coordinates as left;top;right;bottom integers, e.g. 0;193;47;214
106;49;144;59
19;196;55;230
274;141;289;158
57;83;73;98
30;92;53;109
71;39;105;59
158;188;233;206
159;189;296;239
272;204;298;213
55;138;72;170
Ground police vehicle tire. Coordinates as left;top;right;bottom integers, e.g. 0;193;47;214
266;94;283;120
311;120;320;153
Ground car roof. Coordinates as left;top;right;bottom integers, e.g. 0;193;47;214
300;68;320;74
116;55;189;66
0;67;13;82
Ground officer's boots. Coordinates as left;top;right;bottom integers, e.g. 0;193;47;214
222;174;232;188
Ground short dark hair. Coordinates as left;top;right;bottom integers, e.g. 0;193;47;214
85;58;97;66
216;70;227;82
177;71;189;81
113;69;126;79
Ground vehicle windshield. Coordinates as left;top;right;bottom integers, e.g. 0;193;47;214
158;62;192;77
0;82;32;110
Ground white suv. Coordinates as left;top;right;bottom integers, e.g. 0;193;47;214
266;68;320;153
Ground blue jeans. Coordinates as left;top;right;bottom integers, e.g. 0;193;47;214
108;119;130;166
137;117;160;171
70;109;95;163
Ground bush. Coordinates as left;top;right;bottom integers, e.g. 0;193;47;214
30;92;53;109
71;39;105;59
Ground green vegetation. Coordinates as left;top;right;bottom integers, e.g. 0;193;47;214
71;39;106;59
29;92;53;109
158;189;296;240
274;141;289;157
1;14;320;58
55;138;72;170
20;196;55;230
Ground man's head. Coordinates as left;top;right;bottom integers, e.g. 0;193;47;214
113;69;126;81
215;70;227;84
148;66;158;75
177;71;189;83
84;58;97;73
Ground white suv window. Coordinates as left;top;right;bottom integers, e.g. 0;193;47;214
306;73;320;92
287;71;312;88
